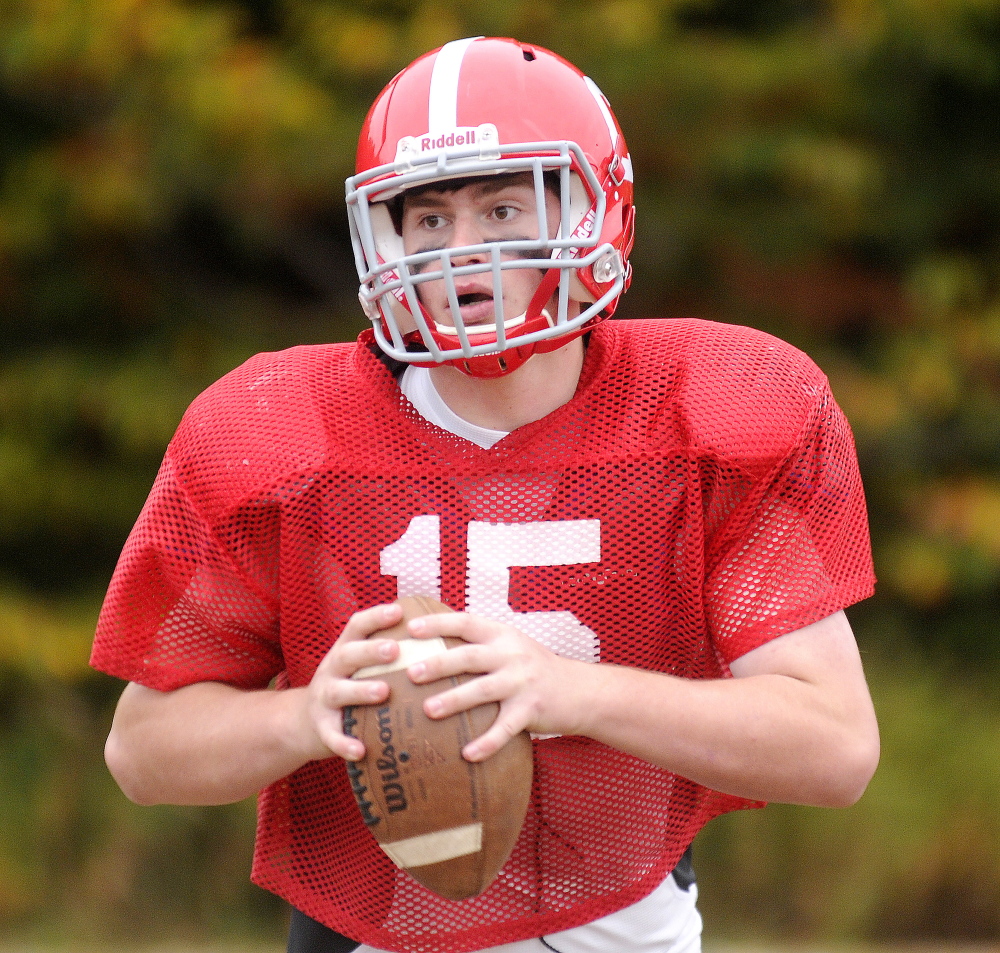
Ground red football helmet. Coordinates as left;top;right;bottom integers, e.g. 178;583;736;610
345;37;635;377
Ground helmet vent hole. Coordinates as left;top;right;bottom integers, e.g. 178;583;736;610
522;48;536;61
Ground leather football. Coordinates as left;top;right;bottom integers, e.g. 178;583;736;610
343;595;534;900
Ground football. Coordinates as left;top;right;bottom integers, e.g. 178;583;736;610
343;595;534;900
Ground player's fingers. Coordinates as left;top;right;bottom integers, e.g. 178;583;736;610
406;639;499;684
306;678;391;761
421;667;526;723
407;612;499;645
314;604;403;678
313;712;365;762
341;602;404;642
314;637;399;681
319;672;390;710
332;636;401;679
462;706;530;762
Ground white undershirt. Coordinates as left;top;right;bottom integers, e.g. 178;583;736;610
353;875;700;953
400;365;509;448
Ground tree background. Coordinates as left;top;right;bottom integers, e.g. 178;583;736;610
3;0;1000;947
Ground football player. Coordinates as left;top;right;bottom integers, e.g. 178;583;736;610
94;37;880;953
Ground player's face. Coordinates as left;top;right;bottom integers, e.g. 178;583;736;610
399;174;561;332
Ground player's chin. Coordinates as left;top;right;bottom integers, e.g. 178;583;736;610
432;312;497;337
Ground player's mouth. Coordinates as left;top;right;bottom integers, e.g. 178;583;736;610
433;288;527;337
455;291;495;324
435;295;526;337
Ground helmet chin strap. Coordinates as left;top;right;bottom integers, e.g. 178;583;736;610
408;266;575;379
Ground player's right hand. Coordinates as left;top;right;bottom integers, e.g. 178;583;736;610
297;602;404;763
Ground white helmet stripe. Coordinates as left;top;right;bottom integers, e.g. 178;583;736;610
583;76;618;149
584;75;633;183
428;37;482;134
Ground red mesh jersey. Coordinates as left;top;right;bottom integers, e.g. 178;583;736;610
92;318;875;952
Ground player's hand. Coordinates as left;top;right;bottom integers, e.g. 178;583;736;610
298;603;404;763
403;612;585;762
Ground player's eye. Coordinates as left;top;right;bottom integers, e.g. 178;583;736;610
491;204;518;223
420;213;447;230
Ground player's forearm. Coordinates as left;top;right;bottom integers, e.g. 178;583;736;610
572;660;879;808
105;681;321;806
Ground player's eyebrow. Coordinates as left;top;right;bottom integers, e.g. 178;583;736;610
467;173;536;196
410;173;537;206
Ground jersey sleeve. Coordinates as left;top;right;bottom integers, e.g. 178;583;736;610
90;449;283;691
703;378;875;664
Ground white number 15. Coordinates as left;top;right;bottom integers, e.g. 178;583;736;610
380;515;601;663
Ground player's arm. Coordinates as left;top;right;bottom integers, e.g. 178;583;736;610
405;609;879;808
584;609;880;807
104;604;404;806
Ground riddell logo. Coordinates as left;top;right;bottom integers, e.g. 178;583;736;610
420;129;477;151
572;207;598;240
395;123;500;167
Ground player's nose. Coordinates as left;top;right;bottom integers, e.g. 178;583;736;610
448;212;488;261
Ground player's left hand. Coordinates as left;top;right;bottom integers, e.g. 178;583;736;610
404;612;585;762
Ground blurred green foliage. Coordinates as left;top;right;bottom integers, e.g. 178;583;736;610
3;0;1000;946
